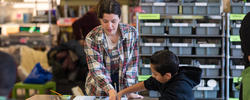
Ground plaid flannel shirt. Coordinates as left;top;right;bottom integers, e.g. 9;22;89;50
84;23;139;96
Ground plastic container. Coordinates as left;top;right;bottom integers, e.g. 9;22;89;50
141;26;165;34
231;2;250;14
196;26;220;35
169;47;192;55
182;3;220;15
140;47;152;54
169;26;192;35
196;47;220;55
141;3;179;14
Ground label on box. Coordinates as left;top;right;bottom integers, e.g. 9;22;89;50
172;43;188;47
197;86;214;90
138;14;160;20
199;23;217;27
210;15;221;19
199;65;216;68
199;44;216;47
145;23;161;26
236;24;241;28
172;23;189;27
230;14;246;20
195;2;207;6
236;65;245;69
245;3;250;6
236;45;241;49
153;2;166;6
144;64;150;68
144;43;161;46
230;35;241;42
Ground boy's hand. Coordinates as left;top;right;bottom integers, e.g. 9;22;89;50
126;93;144;99
117;91;124;100
109;89;117;100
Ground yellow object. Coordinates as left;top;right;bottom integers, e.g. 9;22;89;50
49;90;62;96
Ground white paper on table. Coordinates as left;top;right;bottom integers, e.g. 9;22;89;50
73;96;128;100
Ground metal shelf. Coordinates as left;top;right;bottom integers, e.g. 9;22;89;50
140;54;224;58
140;34;224;38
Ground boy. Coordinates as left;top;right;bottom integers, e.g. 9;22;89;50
118;50;202;100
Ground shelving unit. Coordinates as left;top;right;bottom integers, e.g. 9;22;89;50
226;0;249;98
137;0;226;99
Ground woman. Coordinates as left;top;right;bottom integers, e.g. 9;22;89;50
84;0;142;99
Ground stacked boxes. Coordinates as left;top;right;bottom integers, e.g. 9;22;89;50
231;1;250;14
182;3;220;15
193;79;220;99
139;0;223;99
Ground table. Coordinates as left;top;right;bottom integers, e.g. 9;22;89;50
27;95;159;100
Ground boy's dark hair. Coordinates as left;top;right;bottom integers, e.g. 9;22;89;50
150;50;179;76
97;0;121;18
0;51;16;96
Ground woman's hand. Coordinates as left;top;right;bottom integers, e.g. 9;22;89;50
109;89;117;100
126;93;144;99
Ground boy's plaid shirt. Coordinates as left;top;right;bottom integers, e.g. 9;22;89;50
84;23;139;96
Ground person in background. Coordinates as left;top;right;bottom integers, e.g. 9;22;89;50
239;12;250;100
117;50;202;100
84;0;142;99
0;51;17;100
72;5;100;46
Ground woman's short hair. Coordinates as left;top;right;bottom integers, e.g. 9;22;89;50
97;0;121;18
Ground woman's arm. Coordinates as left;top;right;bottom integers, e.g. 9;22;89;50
84;35;114;94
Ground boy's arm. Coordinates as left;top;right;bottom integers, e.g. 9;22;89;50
117;81;146;99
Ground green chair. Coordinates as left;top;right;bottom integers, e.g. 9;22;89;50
12;81;56;99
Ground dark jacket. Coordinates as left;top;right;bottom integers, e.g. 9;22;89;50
72;11;100;40
239;12;250;67
144;67;202;100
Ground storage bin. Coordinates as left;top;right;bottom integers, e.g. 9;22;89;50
230;65;244;77
196;26;220;35
231;48;242;57
232;83;240;98
231;2;250;14
230;44;242;57
169;47;192;55
169;26;192;35
231;27;240;35
140;47;152;54
141;26;165;34
182;3;220;15
141;3;179;14
152;46;165;53
196;47;220;55
193;85;219;99
141;67;151;75
184;0;220;3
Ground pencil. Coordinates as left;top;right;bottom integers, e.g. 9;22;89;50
50;90;62;96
